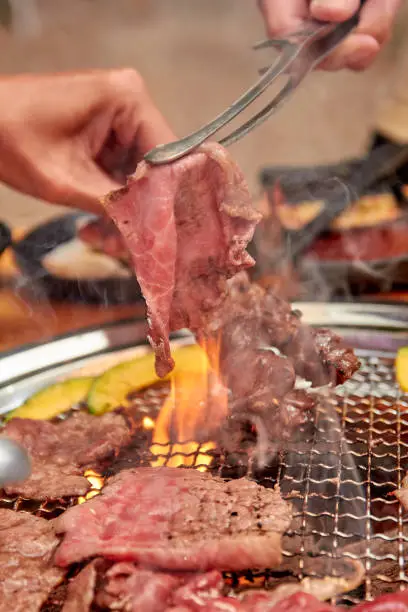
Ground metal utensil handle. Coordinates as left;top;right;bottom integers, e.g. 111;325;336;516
144;1;366;166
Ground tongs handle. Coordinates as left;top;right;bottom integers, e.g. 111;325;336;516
144;0;367;166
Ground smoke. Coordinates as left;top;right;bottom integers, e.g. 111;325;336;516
254;171;403;301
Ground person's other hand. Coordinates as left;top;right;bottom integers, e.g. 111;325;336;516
258;0;402;71
0;70;175;213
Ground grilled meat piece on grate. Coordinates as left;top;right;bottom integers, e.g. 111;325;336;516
197;272;358;443
2;411;131;500
104;142;261;378
204;272;359;390
60;561;406;611
62;561;98;612
95;562;182;611
60;562;337;611
261;286;360;387
0;509;64;612
54;466;291;571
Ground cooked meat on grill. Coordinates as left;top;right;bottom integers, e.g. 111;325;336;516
58;563;339;611
205;272;359;391
54;466;291;571
0;509;64;612
104;142;261;378
62;561;98;612
394;473;408;511
63;562;402;611
95;563;182;611
223;350;296;410
4;460;90;500
196;272;357;444
2;411;130;499
261;286;360;387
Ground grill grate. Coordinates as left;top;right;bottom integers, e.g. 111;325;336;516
2;351;408;608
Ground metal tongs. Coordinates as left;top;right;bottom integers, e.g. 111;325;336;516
145;0;367;166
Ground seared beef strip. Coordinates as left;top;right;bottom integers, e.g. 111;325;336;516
61;560;406;611
104;142;261;377
62;562;98;612
0;509;64;612
59;562;337;611
95;563;182;611
2;411;131;499
54;466;291;571
196;272;358;443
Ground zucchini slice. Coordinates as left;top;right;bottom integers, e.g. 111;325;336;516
87;344;208;415
396;347;408;392
7;377;94;421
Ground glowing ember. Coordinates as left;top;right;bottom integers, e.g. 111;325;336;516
142;416;155;430
150;341;228;472
78;469;104;504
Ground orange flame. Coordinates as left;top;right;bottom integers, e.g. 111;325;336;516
150;340;228;472
78;469;104;504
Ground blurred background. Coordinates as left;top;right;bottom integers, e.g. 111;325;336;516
0;0;407;227
1;0;408;351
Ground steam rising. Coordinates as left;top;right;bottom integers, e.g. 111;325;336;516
256;173;401;301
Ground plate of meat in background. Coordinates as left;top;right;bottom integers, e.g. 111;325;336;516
259;161;408;298
13;213;143;304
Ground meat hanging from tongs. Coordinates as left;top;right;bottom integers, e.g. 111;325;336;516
103;138;359;446
104;142;261;378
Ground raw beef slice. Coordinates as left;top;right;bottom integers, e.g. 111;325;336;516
54;466;291;571
103;142;261;377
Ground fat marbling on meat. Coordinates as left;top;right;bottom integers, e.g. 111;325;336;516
54;466;291;571
103;142;261;377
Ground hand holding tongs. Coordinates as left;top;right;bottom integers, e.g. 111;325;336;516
145;0;367;166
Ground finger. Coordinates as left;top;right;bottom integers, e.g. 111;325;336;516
317;33;379;71
356;0;402;46
310;0;361;22
258;0;308;35
317;0;401;71
105;69;176;154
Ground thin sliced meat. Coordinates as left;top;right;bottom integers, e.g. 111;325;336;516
104;142;261;377
0;509;64;612
2;411;130;500
4;460;89;500
96;563;181;611
54;467;291;571
240;591;335;611
395;473;408;511
62;562;98;612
